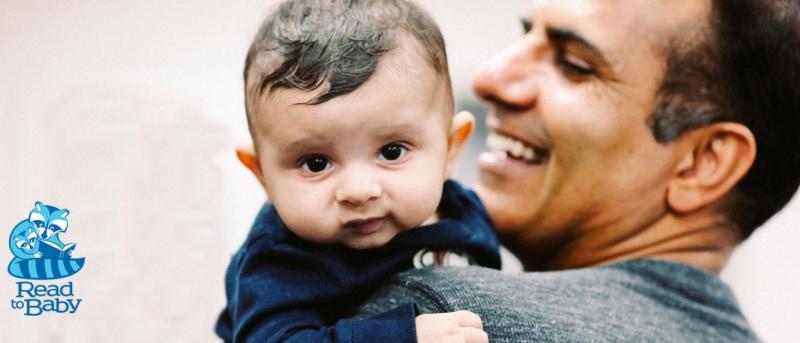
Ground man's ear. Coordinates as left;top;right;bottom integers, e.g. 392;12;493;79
235;144;269;193
445;111;475;176
666;122;756;213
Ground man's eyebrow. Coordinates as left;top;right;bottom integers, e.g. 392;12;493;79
546;27;606;61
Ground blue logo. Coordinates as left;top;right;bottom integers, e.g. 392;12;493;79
8;202;84;315
8;202;85;280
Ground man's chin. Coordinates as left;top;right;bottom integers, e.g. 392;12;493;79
474;183;524;232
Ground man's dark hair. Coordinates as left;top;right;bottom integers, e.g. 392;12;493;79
243;0;450;139
649;0;800;239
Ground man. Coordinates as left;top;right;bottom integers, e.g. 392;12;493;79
358;0;800;341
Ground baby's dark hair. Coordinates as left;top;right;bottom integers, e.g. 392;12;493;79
244;0;451;140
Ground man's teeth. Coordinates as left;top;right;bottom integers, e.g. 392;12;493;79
486;132;540;162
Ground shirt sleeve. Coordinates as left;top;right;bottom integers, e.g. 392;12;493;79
218;236;419;343
243;303;418;343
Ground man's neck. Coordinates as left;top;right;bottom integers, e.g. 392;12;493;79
512;212;740;273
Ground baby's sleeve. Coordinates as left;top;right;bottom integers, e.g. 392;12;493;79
216;236;419;343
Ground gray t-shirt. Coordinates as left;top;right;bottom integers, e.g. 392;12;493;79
357;259;759;342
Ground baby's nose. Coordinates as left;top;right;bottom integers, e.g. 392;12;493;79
335;170;381;205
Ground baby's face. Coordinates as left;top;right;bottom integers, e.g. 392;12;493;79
252;42;453;249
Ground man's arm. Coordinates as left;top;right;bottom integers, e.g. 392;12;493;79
357;261;761;342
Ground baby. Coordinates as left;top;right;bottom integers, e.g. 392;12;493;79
215;0;501;342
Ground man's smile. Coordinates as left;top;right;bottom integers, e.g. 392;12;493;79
485;132;549;164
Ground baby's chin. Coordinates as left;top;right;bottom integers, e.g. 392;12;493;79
342;213;442;249
341;232;396;250
340;224;409;250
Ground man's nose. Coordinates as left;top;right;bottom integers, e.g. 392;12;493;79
335;166;382;206
472;40;539;109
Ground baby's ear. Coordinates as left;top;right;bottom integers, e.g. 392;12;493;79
445;111;475;176
235;144;269;193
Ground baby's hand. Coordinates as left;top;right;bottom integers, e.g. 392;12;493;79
416;310;488;343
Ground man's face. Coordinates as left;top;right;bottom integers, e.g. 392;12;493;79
473;0;710;250
251;36;453;250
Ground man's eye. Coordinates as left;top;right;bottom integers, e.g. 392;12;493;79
300;156;331;173
378;144;408;161
557;54;594;77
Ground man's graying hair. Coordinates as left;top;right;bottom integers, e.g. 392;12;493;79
650;0;800;239
244;0;450;135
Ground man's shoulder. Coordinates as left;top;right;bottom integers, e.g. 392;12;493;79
359;264;630;317
358;259;759;342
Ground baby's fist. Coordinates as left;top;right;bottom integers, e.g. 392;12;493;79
416;310;488;343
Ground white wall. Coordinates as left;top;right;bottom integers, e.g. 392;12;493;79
0;1;797;342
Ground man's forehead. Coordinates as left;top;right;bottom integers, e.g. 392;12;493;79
527;0;710;20
526;0;711;51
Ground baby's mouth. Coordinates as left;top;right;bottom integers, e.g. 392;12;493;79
344;217;384;235
486;132;549;164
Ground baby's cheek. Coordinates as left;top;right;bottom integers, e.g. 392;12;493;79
283;214;334;243
393;177;444;228
275;201;337;244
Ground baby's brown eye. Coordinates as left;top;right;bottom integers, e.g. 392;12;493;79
378;144;407;161
301;156;331;173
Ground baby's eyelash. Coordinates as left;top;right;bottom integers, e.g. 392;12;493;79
377;143;410;162
298;155;333;174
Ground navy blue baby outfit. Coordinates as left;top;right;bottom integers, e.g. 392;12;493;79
215;180;501;343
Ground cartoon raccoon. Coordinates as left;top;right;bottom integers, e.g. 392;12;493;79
9;222;41;260
7;202;85;280
29;201;69;247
